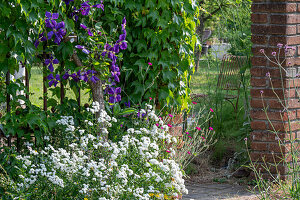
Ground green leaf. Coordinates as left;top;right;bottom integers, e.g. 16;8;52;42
113;103;121;114
117;108;136;116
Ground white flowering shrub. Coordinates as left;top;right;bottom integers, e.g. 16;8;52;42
1;102;187;199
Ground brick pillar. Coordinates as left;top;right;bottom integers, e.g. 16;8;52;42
250;0;300;178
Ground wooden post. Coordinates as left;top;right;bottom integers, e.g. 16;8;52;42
6;71;11;147
25;63;29;100
43;47;47;112
60;61;65;105
77;88;81;112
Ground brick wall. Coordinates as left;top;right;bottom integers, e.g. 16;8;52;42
251;0;300;178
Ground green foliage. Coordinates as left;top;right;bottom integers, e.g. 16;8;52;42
214;0;252;56
102;0;199;111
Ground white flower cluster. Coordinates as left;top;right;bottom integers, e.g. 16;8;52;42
86;101;101;114
13;103;187;199
56;116;75;132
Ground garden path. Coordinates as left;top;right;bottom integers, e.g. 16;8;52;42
183;182;258;200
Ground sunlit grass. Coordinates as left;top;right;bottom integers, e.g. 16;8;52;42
29;65;90;107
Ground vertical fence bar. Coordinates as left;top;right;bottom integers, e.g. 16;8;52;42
25;62;29;100
60;61;65;105
43;48;47;111
6;71;11;147
77;88;81;112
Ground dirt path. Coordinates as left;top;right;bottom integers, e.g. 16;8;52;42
183;182;258;200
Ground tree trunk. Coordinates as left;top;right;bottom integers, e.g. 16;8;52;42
88;78;105;118
72;53;105;117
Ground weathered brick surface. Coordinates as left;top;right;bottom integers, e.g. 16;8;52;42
250;0;300;179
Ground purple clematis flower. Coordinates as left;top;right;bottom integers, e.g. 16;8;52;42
90;75;99;83
80;1;91;15
34;32;47;48
63;0;74;5
120;41;127;50
45;56;59;72
125;100;130;108
111;65;120;82
47;74;60;87
45;12;66;45
92;0;104;11
108;87;121;103
62;71;70;80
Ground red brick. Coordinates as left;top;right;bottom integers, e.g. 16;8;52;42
270;25;297;35
252;13;268;23
251;57;267;67
251;142;268;151
269;99;285;109
251;3;297;13
251;99;267;109
270;14;300;24
250;152;284;163
250;88;285;99
251;121;267;130
250;109;294;121
252;46;287;57
251;131;285;142
269;36;300;46
269;143;291;153
250;67;282;77
251;77;267;87
297;24;300;33
252;35;268;45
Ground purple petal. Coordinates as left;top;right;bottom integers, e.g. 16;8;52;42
57;21;65;29
49;80;54;87
116;94;121;102
55;74;60;81
81;8;90;15
34;40;39;48
48;64;54;72
109;96;115;103
119;34;126;41
53;81;59;87
80;24;87;30
48;31;54;40
82;49;90;54
108;87;115;95
87;29;93;36
120;41;127;50
53;59;59;64
116;87;121;94
75;45;83;49
52;13;59;19
47;74;54;80
45;12;52;18
63;73;69;80
122;17;126;25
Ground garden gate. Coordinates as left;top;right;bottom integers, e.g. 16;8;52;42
250;0;300;179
